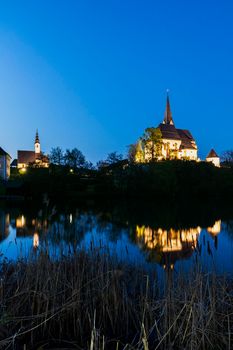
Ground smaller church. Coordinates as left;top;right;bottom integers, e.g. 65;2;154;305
17;131;49;169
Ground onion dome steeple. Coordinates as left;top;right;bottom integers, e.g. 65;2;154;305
35;129;40;144
34;129;41;154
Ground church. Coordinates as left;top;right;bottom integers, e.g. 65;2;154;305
134;94;221;166
144;94;198;161
17;131;49;169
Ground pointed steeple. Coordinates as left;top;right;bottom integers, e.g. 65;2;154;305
163;90;174;125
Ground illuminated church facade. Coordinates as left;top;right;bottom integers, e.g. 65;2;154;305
134;94;221;166
156;95;198;161
144;94;198;162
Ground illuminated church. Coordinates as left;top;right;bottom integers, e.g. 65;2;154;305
144;94;198;161
157;95;198;160
17;131;49;169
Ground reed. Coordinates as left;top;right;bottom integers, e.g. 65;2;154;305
0;247;232;349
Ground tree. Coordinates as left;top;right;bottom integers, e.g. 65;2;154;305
64;148;86;169
105;152;123;165
96;152;124;170
221;150;233;165
141;127;162;162
128;144;137;163
85;161;95;170
96;160;108;170
49;147;64;165
128;141;144;163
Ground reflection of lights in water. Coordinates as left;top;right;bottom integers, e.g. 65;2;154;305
207;220;221;236
5;214;10;236
33;233;39;248
163;263;174;270
136;225;145;237
69;214;73;224
136;225;202;269
136;225;201;252
16;215;26;228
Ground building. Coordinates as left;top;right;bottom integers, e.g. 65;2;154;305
206;149;220;167
17;131;49;169
144;94;198;161
0;147;11;180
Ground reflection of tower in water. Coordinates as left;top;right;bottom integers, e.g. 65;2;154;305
33;233;39;248
15;215;49;249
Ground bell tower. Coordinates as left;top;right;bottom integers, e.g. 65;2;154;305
35;130;41;154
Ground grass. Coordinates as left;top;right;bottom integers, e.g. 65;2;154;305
0;247;232;349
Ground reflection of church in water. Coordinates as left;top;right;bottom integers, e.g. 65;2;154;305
13;215;49;248
0;210;223;266
136;220;221;269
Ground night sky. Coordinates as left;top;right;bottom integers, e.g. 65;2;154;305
0;0;232;163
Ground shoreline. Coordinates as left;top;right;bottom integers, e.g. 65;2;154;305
0;248;232;349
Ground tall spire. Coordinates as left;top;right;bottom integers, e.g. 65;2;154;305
163;90;174;125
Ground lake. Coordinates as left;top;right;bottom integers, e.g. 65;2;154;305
1;200;233;277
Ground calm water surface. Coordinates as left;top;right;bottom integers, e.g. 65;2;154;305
0;201;233;276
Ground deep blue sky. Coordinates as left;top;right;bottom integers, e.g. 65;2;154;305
0;0;232;163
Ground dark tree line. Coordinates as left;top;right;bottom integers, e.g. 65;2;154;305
96;152;123;169
221;150;233;167
49;147;93;170
49;147;124;170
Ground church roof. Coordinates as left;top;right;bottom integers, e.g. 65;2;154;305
18;150;35;164
158;123;181;140
177;129;194;141
206;149;219;158
177;129;196;150
158;124;196;150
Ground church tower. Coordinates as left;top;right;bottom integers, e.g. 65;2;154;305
35;130;41;154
